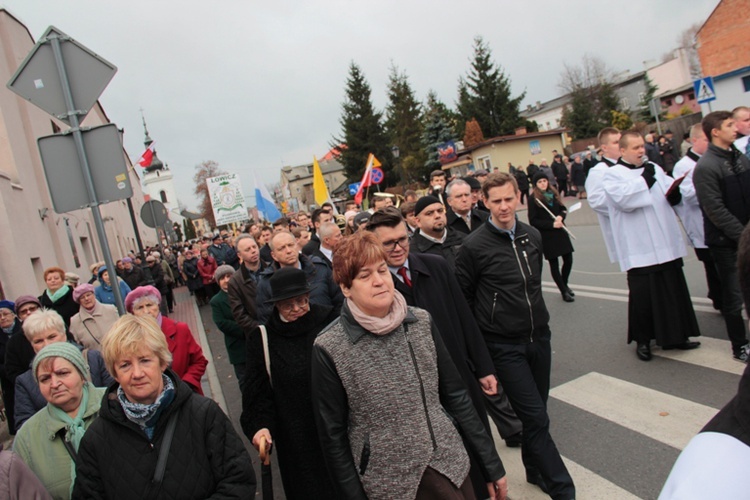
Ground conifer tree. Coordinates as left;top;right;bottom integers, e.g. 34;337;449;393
385;65;425;183
421;91;457;178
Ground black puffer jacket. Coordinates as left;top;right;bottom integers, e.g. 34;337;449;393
456;220;550;343
72;369;256;499
694;143;750;248
39;287;78;328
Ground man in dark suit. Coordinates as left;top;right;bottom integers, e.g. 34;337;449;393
446;179;489;234
301;207;333;256
367;208;522;498
311;221;341;269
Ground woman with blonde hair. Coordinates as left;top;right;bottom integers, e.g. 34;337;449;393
73;315;255;498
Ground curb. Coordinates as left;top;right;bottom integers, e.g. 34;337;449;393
190;298;229;415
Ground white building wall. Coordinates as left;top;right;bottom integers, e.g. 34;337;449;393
699;69;750;115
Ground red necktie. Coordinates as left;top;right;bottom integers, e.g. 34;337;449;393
397;267;412;287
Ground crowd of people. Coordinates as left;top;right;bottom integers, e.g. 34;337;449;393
1;107;750;499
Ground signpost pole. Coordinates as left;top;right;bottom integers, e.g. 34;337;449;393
148;200;162;250
48;33;125;314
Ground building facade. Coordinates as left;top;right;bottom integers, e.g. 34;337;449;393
280;157;346;213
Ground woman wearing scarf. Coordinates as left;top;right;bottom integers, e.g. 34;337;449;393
73;315;255;498
0;300;23;433
528;172;576;303
14;309;113;429
241;267;339;499
70;284;120;350
39;267;79;328
125;286;207;394
311;232;507;500
93;265;131;307
13;342;106;499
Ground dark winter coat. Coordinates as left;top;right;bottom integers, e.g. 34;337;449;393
255;255;343;324
446;207;489;235
241;304;339;499
72;369;256;499
147;262;168;296
181;257;203;292
456;219;550;344
14;346;114;429
526;163;540;181
694;143;750;248
551;160;568;182
227;265;262;335
209;290;246;366
570;161;586;186
646;141;662;166
121;265;147;291
411;228;465;271
4;332;34;388
207;243;233;267
301;234;321;257
39;287;78;329
528;192;574;260
515;169;530;191
0;320;23;433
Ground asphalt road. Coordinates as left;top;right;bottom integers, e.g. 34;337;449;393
200;199;744;500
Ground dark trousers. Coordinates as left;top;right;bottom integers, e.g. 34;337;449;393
415;467;475;500
557;179;568;197
487;335;575;500
520;189;528;205
548;253;573;294
711;246;748;351
233;362;247;393
695;247;722;310
165;287;175;312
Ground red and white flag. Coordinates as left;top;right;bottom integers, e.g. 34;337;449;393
136;143;155;168
354;153;382;205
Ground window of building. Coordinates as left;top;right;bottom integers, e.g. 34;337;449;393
743;75;750;92
621;97;629;109
665;99;672;106
688;92;695;100
477;156;492;170
160;190;168;203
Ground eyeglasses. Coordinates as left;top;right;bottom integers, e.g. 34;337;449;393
0;311;13;318
276;296;309;313
382;236;409;252
17;305;39;318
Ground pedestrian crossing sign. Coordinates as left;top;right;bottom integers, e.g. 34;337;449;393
693;77;716;104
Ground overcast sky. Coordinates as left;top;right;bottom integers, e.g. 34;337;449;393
6;0;718;210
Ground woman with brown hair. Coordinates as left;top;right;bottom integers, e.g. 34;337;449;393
311;232;507;500
528;172;575;302
39;267;79;328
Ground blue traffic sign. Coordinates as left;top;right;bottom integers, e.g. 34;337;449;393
693;77;716;104
348;182;361;196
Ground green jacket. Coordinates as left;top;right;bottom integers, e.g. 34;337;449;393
210;290;247;365
13;386;106;500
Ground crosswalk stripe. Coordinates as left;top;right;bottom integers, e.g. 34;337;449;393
654;336;746;376
549;372;719;450
489;427;639;500
541;286;719;314
542;281;713;304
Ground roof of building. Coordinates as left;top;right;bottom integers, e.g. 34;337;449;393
180;209;203;220
460;128;568;154
281;158;344;181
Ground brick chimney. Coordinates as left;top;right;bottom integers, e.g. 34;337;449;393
514;127;527;136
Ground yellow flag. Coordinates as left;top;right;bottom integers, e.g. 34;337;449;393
313;156;331;207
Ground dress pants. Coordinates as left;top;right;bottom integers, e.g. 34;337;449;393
711;246;748;351
487;333;575;500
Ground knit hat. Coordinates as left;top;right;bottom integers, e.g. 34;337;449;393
532;171;548;186
214;265;235;283
14;295;41;311
65;272;80;287
414;195;442;216
462;176;482;191
33;342;88;382
0;300;14;313
124;285;161;314
122;257;133;264
73;284;96;303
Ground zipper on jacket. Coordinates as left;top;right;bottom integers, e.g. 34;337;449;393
404;324;437;450
522;250;532;277
512;237;535;342
491;292;498;323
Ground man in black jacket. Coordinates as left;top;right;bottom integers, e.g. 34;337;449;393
227;234;267;340
366;208;520;499
446;179;489;235
551;154;568;196
694;111;750;362
456;172;575;499
411;196;465;271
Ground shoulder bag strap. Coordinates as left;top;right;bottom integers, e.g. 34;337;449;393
82;319;101;345
56;428;78;464
260;325;272;386
153;411;179;484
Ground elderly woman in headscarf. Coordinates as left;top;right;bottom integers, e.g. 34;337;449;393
73;315;256;498
241;267;339;499
13;342;106;499
70;284;120;350
39;267;78;328
125;286;208;393
0;300;23;433
311;232;508;500
14;309;113;429
94;265;131;307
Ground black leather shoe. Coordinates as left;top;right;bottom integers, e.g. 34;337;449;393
562;291;575;302
566;287;575;297
504;432;522;448
526;472;550;494
636;343;652;361
662;341;701;351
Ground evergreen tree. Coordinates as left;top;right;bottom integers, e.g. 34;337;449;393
456;36;525;139
463;118;484;148
332;62;393;183
638;74;661;123
421;90;456;178
183;218;196;240
385;64;425;183
561;90;600;139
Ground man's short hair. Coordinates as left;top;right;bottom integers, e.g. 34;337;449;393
702;111;734;141
272;217;289;228
598;127;620;145
268;230;294;251
296;212;309;220
366;207;405;232
430;170;446;180
619;130;643;149
732;106;749;118
689;122;706;141
291;227;308;239
234;233;257;248
445;178;470;197
481;172;519;198
318;221;340;240
311;208;326;226
400;201;416;218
